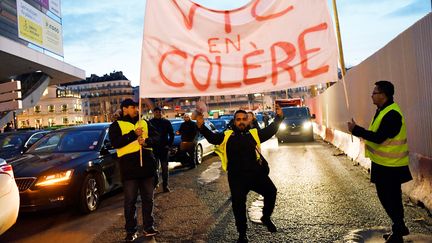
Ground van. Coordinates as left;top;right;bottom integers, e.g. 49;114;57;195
276;106;315;142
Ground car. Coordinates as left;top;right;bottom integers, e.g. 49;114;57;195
208;118;229;132
218;114;234;123
0;130;50;160
168;119;217;165
8;123;121;213
276;106;315;142
0;158;19;235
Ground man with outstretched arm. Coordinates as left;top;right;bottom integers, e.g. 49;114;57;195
196;106;283;243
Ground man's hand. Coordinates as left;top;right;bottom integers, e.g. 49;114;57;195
196;113;204;128
138;136;147;146
275;104;283;117
135;127;143;136
347;118;356;133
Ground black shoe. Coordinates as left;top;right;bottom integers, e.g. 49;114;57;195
383;226;409;240
384;233;403;243
260;216;277;232
143;227;159;237
124;232;138;242
163;187;171;193
237;234;249;243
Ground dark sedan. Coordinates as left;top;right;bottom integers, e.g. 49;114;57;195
8;123;121;213
0;130;49;160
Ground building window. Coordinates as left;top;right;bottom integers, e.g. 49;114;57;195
34;105;41;113
61;104;68;112
62;117;69;124
74;103;82;111
210;96;215;101
48;105;55;112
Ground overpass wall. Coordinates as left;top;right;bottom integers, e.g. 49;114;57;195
306;13;432;210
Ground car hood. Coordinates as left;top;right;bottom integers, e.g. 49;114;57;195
9;152;95;177
282;118;309;127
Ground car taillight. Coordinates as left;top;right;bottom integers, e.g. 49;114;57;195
0;164;14;179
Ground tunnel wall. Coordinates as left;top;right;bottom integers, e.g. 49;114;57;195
306;13;432;210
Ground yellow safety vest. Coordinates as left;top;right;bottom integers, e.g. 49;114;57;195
365;103;409;167
116;119;152;158
214;128;261;171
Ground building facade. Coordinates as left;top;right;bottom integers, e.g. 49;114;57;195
16;86;83;128
63;72;134;123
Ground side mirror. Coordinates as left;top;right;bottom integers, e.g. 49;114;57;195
101;140;113;154
311;114;316;119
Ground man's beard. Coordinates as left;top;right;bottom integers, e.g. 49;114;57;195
236;123;247;131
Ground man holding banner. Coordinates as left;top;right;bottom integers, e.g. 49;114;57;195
109;99;160;241
196;106;283;242
348;81;411;243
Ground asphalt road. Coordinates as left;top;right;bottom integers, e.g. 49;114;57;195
2;136;432;243
206;137;432;242
0;189;124;243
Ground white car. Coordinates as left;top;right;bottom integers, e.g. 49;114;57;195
0;158;19;235
169;119;217;165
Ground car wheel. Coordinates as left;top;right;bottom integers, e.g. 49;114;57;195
195;144;203;165
79;173;101;214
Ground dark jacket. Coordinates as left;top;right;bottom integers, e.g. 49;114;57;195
149;117;174;149
200;115;283;175
179;120;198;142
352;100;412;184
109;115;160;181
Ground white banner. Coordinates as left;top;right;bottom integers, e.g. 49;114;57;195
140;0;338;98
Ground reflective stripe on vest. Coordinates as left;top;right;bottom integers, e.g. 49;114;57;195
214;128;261;171
117;120;152;158
365;103;409;167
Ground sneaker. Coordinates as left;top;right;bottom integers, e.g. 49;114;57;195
124;232;138;242
384;233;403;243
383;225;409;240
143;227;159;237
237;233;249;243
163;187;171;193
260;216;277;232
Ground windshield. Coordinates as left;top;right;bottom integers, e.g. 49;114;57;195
209;120;226;129
0;134;28;150
282;107;310;119
27;130;103;153
171;122;181;133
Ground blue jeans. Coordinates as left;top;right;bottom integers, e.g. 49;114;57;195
123;177;155;233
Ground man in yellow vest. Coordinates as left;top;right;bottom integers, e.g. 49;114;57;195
196;106;283;243
109;99;160;242
348;81;412;243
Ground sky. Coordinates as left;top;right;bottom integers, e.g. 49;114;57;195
61;0;431;87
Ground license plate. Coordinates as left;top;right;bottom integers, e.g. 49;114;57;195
290;132;301;135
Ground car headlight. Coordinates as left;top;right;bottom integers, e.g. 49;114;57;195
279;123;287;131
302;121;312;130
35;169;74;187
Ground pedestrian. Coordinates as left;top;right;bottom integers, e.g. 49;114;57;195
263;112;270;127
247;111;261;130
177;113;198;168
150;107;174;193
348;80;411;243
108;98;160;242
4;122;13;132
196;106;283;243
